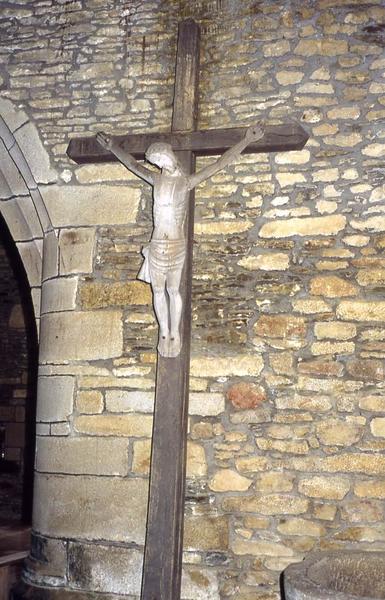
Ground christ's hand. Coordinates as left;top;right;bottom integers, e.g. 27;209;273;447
245;123;264;143
96;131;114;150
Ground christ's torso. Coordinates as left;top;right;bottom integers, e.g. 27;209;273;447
152;174;189;240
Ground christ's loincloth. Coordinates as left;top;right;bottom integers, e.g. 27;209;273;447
137;238;186;283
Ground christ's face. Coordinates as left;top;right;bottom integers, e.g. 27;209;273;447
151;152;177;173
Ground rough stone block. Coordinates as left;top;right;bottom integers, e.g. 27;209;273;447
76;163;139;183
276;173;306;187
337;301;385;322
351;216;385;233
76;390;104;414
276;71;304;86
311;341;355;355
359;396;385;412
28;533;67;581
257;438;309;454
227;382;266;410
14;121;57;184
59;228;95;274
0;98;29;132
195;220;253;235
131;438;206;478
294;39;348;55
298;83;334;94
231;538;294;557
17;240;42;287
42;229;59;281
316;419;361;446
310;275;357;297
1;197;42;240
74;414;153;437
347;359;384;381
105;390;154;413
184;515;229;551
68;542;142;595
354;481;385;499
41;277;78;314
182;567;220;600
209;469;252;492
39;311;123;362
223;494;308;515
322;454;385;475
255;314;306;339
79;374;154;390
357;269;385;287
190;355;263;377
371;418;385;438
35;436;130;475
33;474;148;543
298;476;350;500
292;299;331;314
189;393;225;416
238;253;290;271
259;215;346;238
362;143;385;157
314;321;356;340
79;281;151;308
36;375;75;422
231;408;272;424
186;442;207;477
42;185;140;227
51;422;70;436
256;472;294;493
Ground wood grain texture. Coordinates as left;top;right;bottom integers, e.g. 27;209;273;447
67;123;309;164
140;20;200;600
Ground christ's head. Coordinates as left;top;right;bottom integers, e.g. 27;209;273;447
145;142;179;173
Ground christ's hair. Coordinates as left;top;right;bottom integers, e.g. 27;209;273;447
146;142;177;165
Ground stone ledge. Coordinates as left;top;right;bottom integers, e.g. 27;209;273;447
12;581;135;599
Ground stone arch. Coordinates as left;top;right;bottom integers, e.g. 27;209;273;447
0;98;58;319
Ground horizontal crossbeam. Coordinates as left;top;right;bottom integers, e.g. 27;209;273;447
67;123;309;164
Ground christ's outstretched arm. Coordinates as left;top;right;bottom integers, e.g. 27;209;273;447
187;124;264;190
96;132;156;186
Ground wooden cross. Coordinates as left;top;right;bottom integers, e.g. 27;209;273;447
67;18;308;600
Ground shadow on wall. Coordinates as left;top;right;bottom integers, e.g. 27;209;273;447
0;213;38;525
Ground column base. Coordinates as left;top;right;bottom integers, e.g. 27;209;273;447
11;582;135;600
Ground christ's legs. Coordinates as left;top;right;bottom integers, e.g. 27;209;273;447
166;267;183;357
150;269;169;355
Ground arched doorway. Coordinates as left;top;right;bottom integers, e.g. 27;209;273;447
0;213;38;525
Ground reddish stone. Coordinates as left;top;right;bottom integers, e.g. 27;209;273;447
298;360;344;377
346;359;384;381
227;382;267;410
254;314;306;339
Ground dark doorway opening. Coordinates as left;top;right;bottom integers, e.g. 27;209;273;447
0;213;38;525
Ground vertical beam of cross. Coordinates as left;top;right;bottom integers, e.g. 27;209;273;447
66;18;308;599
140;19;200;600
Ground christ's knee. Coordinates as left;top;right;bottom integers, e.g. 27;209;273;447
167;285;182;337
152;285;168;335
166;285;180;300
153;283;166;299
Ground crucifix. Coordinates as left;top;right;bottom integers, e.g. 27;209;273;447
67;18;308;600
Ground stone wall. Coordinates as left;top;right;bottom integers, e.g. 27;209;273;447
1;0;385;598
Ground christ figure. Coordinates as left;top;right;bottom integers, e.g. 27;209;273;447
96;124;263;358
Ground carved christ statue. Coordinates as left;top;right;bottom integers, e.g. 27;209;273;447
96;125;264;358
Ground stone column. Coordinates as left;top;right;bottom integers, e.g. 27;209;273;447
14;228;148;599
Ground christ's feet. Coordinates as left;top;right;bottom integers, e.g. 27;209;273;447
157;332;181;358
168;331;181;358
